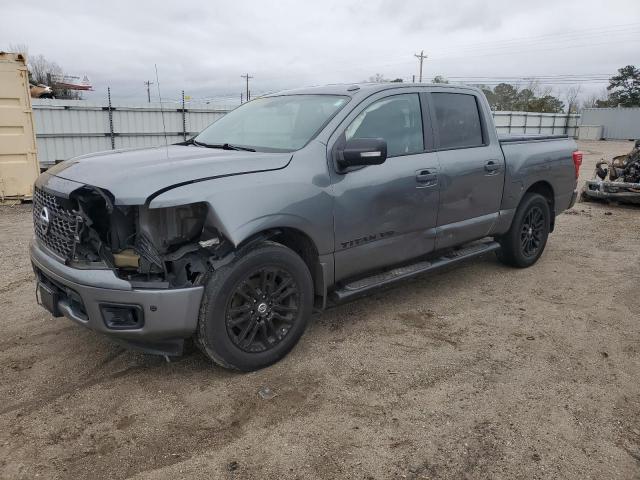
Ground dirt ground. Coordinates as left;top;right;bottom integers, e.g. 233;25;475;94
0;140;639;480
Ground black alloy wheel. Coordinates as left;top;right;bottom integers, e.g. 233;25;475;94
497;192;550;268
226;267;300;353
196;241;313;371
520;205;545;258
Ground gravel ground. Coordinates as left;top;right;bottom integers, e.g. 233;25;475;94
0;140;639;480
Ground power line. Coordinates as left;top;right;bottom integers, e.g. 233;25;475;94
354;33;638;73
430;35;640;60
191;23;636;89
446;74;612;77
101;23;639;102
430;38;640;63
431;24;640;56
320;23;640;76
453;79;610;87
448;74;611;80
462;80;609;86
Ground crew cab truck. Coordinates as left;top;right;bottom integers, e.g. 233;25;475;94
30;83;581;371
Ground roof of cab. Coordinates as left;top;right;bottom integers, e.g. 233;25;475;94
266;82;481;97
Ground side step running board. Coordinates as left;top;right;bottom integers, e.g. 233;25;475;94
332;240;501;302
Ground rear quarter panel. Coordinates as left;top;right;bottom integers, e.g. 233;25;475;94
499;138;577;224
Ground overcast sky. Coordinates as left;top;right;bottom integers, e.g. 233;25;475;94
2;0;639;105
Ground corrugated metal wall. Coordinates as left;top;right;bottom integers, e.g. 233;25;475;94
580;108;640;140
32;100;580;166
32;100;231;165
492;111;579;136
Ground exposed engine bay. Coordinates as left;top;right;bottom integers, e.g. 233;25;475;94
33;186;232;288
581;140;640;204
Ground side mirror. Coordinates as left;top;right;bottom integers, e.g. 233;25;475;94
338;138;387;169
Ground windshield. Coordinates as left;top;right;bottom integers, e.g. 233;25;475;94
194;95;349;152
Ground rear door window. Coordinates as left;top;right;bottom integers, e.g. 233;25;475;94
345;94;423;157
432;93;484;149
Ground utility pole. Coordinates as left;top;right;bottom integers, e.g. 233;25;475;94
414;50;427;83
107;87;115;150
181;90;186;141
144;80;154;103
241;73;253;102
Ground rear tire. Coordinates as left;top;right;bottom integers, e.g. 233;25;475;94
196;241;313;371
497;193;551;268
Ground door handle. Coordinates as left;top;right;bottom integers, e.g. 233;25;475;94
484;161;501;173
416;169;438;186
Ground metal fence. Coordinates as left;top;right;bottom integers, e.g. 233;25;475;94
32;99;232;165
492;111;579;137
579;108;640;140
32;100;580;166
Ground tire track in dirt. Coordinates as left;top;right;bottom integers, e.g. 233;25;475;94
0;275;34;294
0;325;77;350
0;348;131;417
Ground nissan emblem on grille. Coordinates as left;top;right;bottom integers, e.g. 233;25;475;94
38;206;50;235
32;187;81;260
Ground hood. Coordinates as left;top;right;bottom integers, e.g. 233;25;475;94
46;145;292;205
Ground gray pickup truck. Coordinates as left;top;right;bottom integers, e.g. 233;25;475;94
31;83;581;370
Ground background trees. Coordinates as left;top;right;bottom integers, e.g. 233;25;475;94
575;65;640;108
431;75;449;84
480;83;565;112
605;65;640;107
367;65;639;112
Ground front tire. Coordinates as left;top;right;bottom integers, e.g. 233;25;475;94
196;241;313;371
497;193;551;268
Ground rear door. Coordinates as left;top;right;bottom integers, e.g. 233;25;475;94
428;90;505;249
329;90;441;282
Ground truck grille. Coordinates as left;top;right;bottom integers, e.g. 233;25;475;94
33;187;81;260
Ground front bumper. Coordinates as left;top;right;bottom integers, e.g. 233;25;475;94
582;180;640;204
30;238;204;355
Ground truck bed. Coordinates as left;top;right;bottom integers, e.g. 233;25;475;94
498;133;578;216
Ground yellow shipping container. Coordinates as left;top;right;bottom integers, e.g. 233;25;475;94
0;51;39;203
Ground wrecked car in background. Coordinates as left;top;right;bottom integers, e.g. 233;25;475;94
582;140;640;204
30;83;54;99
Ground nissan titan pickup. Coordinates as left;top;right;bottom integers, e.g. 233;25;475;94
30;83;582;371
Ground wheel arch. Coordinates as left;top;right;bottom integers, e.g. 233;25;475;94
523;180;556;231
236;226;328;307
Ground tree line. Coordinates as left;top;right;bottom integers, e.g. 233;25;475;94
479;83;566;113
479;65;639;112
370;65;640;113
585;65;640;108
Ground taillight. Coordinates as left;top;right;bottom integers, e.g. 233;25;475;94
572;151;583;178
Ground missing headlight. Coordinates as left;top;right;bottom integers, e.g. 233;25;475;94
137;202;207;254
117;202;229;288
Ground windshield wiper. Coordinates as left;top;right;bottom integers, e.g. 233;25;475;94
192;140;256;152
221;143;256;152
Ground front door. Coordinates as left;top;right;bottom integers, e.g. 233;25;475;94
330;92;441;282
428;91;505;249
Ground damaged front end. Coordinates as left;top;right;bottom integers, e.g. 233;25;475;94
581;140;640;204
33;185;231;289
